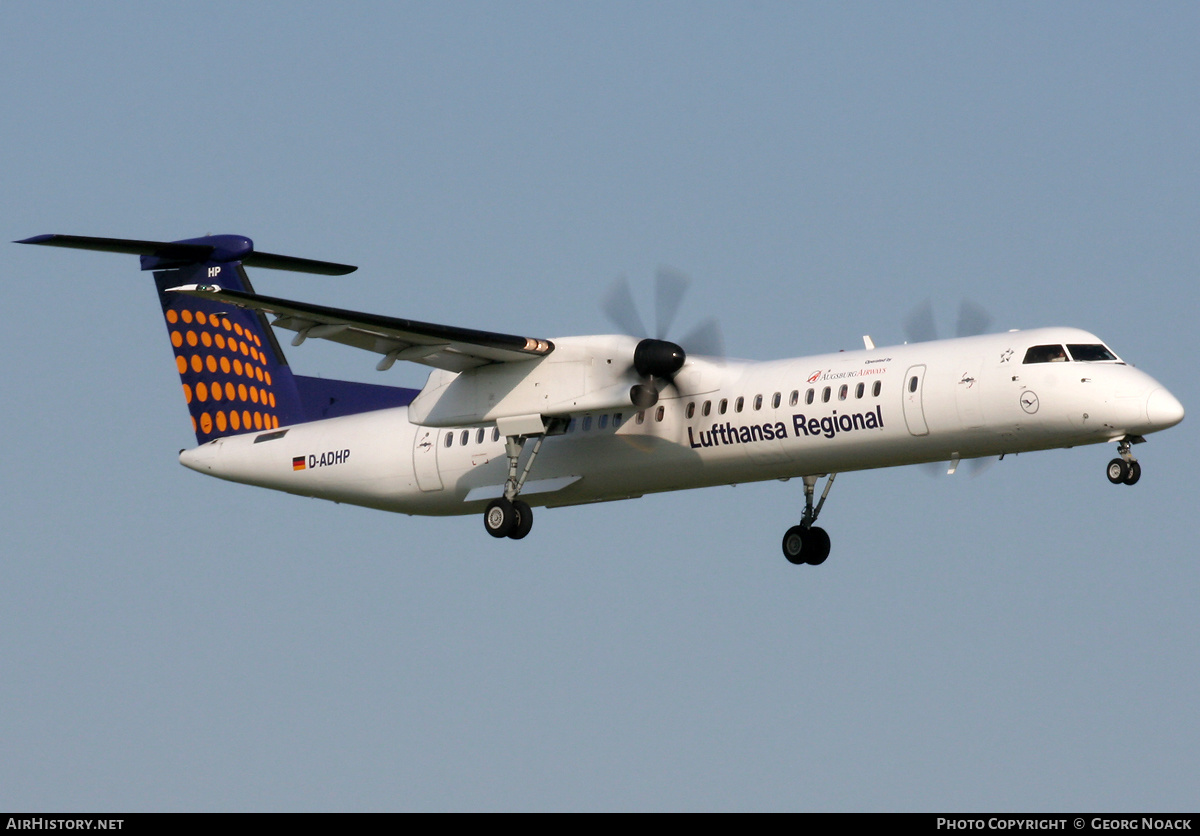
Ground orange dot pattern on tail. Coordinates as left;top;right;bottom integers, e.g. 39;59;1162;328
170;309;280;437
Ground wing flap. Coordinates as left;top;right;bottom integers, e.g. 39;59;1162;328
169;284;554;372
463;476;581;503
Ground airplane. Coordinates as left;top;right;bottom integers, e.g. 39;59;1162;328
18;233;1185;565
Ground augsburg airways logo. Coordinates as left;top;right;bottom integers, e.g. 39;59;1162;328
808;363;890;384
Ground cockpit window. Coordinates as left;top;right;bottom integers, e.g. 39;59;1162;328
1067;344;1119;363
1023;344;1069;364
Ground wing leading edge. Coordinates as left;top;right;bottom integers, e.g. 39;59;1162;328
169;284;554;373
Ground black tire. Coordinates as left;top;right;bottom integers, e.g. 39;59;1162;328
1123;460;1142;486
805;527;831;566
1106;458;1128;485
484;498;515;538
782;525;808;565
508;499;534;540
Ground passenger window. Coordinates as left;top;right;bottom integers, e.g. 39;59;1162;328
822;387;831;403
444;432;453;448
855;382;864;399
613;413;623;427
598;414;608;430
735;397;744;413
719;398;728;414
838;385;848;401
636;411;645;425
789;390;799;407
1023;344;1069;363
873;381;881;397
460;430;469;446
772;392;781;409
567;418;576;433
583;416;592;431
476;428;485;444
909;376;918;393
685;402;695;419
492;427;500;442
754;395;763;410
702;401;711;417
655;406;665;422
806;388;815;405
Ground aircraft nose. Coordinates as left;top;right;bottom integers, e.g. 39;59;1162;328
1146;388;1185;430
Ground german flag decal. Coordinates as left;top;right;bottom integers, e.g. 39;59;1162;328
292;456;306;471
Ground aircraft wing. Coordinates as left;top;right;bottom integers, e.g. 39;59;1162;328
168;284;554;372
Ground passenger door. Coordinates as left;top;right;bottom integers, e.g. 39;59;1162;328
902;365;929;436
412;427;443;491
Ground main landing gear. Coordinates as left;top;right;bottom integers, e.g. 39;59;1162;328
1106;436;1144;486
483;432;546;540
484;496;533;540
782;473;837;566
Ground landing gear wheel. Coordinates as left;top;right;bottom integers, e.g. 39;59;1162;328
781;525;832;566
782;525;807;565
1123;460;1141;486
1106;458;1128;485
508;499;533;540
805;527;831;566
484;498;516;538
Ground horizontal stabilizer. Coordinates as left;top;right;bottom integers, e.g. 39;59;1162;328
16;233;356;275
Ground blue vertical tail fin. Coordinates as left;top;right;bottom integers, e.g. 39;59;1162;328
153;255;309;442
16;233;403;445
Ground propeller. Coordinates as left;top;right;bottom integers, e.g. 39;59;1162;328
903;299;993;343
902;299;999;478
602;268;724;409
921;455;995;478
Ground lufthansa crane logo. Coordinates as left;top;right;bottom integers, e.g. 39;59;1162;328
1020;391;1040;414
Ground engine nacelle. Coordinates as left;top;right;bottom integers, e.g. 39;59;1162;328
408;335;644;427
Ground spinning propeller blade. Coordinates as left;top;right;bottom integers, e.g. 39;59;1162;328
905;298;994;343
602;267;725;408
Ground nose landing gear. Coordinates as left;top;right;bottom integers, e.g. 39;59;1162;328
1106;436;1143;486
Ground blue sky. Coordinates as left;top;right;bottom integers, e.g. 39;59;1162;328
2;2;1197;811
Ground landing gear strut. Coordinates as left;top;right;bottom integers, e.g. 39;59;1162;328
1106;436;1143;486
782;473;836;566
483;432;546;539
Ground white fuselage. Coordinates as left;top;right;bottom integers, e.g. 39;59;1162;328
178;327;1184;516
